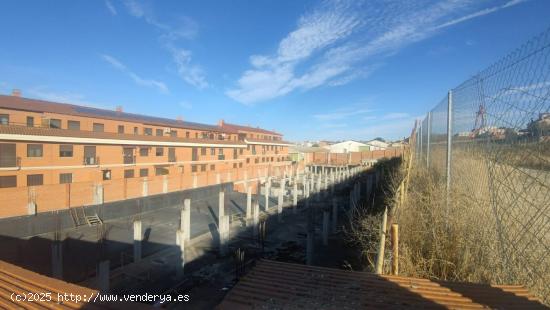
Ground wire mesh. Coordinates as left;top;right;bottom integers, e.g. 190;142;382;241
416;28;550;302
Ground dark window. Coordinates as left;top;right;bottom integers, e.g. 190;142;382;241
156;147;164;156
195;132;198;139
201;164;206;172
186;132;190;138
0;175;16;188
139;147;149;156
139;168;149;177
233;163;237;168
93;123;104;132
192;148;198;161
255;158;259;163
144;128;152;135
50;119;61;129
246;158;250;164
239;163;243;168
26;116;34;127
124;169;134;178
59;173;72;184
191;165;197;172
102;170;111;180
133;127;139;135
84;146;96;164
156;129;163;136
210;148;215;155
155;166;169;176
27;174;43;186
168;147;176;162
118;125;124;134
233;148;237;159
0;143;16;167
210;164;215;170
170;130;177;137
0;114;8;125
27;144;43;157
59;145;73;157
201;147;206;156
219;148;223;154
123;147;134;164
68;120;80;130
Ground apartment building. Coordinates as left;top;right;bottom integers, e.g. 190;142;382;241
0;91;292;218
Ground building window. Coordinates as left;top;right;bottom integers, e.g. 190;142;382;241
195;133;198;139
201;147;206;156
210;148;215;155
201;164;206;172
93;123;104;132
0;143;16;167
0;175;16;188
186;132;190;138
27;174;43;186
124;169;134;178
27;144;43;157
26;116;34;127
239;163;243;168
170;130;177;137
144;128;152;135
155;166;169;176
191;165;197;172
233;163;237;169
59;145;73;157
59;173;72;184
84;146;96;165
139;147;149;156
139;168;149;177
68;120;80;130
219;148;224;155
210;164;215;170
118;125;124;134
156;147;164;156
156;129;163;136
246;158;250;164
134;127;139;135
50;119;61;129
0;114;8;125
239;149;243;155
102;170;111;180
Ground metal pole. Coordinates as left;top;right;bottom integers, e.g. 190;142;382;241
446;90;453;219
426;112;431;167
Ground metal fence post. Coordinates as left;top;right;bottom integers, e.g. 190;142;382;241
426;112;431;167
419;120;423;161
446;90;453;201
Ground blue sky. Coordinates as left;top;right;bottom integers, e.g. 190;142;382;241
0;0;548;141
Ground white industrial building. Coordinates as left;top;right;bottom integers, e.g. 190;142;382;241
325;140;370;153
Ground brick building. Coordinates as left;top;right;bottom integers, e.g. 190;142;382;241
0;91;292;218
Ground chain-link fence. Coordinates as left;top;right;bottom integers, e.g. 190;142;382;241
414;28;549;302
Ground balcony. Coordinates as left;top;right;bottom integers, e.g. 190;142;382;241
169;155;177;163
83;156;100;166
218;154;225;160
0;156;21;169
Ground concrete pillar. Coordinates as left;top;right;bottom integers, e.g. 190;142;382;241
264;178;270;210
317;174;322;194
293;180;298;212
192;174;197;188
93;184;104;205
219;215;229;255
133;220;142;263
51;241;63;279
324;173;329;192
142;178;148;197
332;198;338;233
277;179;284;221
97;260;109;294
181;199;191;242
176;229;185;278
323;210;329;246
219;191;225;218
162;175;168;193
246;186;252;226
216;173;221;184
253;201;260;237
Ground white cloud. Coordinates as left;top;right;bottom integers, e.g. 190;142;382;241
123;0;205;89
227;0;529;104
313;108;371;121
101;54;168;93
105;0;117;15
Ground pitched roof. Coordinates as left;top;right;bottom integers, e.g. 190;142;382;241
218;260;544;309
0;95;235;133
220;122;281;136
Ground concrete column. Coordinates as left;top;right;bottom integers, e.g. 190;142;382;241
162;175;168;193
97;260;109;294
264;178;270;210
253;201;260;237
323;210;329;246
142;178;148;197
181;199;191;242
219;191;225;218
216;173;221;184
219;215;229;255
93;184;104;205
324;173;329;192
133;220;142;263
293;180;298;212
317;174;322;194
51;241;63;279
277;179;284;221
246;186;252;226
176;229;185;278
332;198;338;233
192;174;197;189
